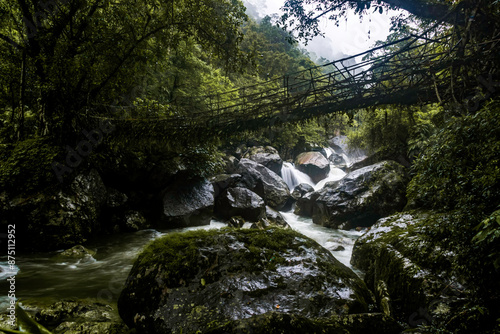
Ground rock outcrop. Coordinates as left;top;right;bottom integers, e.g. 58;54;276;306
119;228;377;333
296;161;408;229
242;146;283;175
215;187;266;222
236;158;291;209
161;178;214;227
295;152;330;183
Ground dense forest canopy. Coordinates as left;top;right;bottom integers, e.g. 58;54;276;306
0;0;249;141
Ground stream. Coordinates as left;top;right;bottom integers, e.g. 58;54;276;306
0;147;364;309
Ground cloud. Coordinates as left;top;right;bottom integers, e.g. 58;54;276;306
244;0;394;58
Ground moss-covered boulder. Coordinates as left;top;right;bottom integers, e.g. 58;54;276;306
236;158;291;210
118;228;376;333
32;299;129;334
296;161;408;229
351;212;495;333
295;152;330;183
52;245;96;263
242;146;283;175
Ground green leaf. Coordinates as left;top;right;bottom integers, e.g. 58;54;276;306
16;304;53;334
0;327;26;334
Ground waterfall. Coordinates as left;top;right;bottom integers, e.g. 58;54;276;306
313;166;346;191
323;147;334;159
281;162;314;191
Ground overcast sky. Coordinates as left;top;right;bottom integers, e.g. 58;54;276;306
243;0;396;61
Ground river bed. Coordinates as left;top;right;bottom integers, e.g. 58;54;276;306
0;155;364;309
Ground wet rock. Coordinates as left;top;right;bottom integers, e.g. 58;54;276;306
291;183;314;200
106;188;128;208
206;312;402;334
296;161;408;229
118;228;374;334
264;206;288;228
243;146;283;175
329;153;347;169
5;169;108;251
294;191;314;217
210;173;241;198
123;210;149;232
34;299;128;334
54;245;96;262
161;178;214;227
215;187;266;222
328;136;349;154
222;155;239;174
348;148;411;172
351;212;481;331
295;152;330;183
236;158;291;210
331;245;346;252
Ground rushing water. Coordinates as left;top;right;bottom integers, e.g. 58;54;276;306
0;222;225;308
281;162;314;191
0;146;364;307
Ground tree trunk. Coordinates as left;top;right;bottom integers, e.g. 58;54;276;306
17;51;27;141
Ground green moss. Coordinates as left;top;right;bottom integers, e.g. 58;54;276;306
136;227;324;278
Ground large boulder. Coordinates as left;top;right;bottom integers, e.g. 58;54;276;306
161;178;214;227
351;212;488;332
118;228;377;333
242;146;283;175
214;187;266;222
295;152;330;183
236;158;291;209
3;169;108;251
296;161;408;229
210;173;241;198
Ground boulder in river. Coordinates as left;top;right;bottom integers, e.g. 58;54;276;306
295;152;330;183
296;161;408;229
161;178;214;227
214;187;266;222
118;228;377;333
236;158;291;210
53;245;96;263
291;183;314;200
329;153;347;169
242;146;283;175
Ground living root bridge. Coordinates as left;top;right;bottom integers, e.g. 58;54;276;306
90;31;499;142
